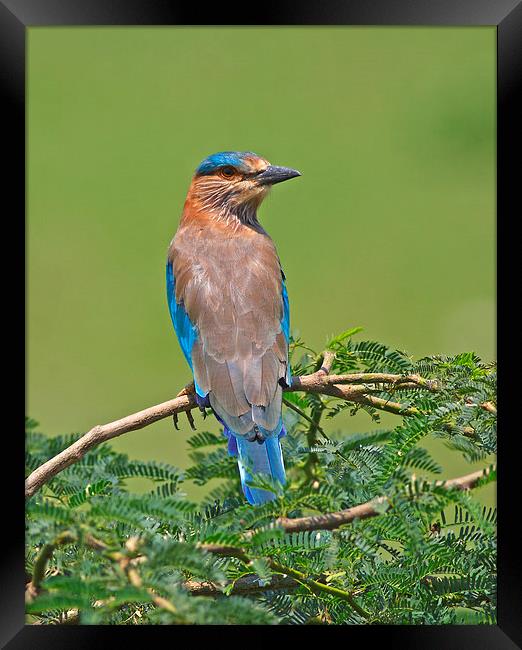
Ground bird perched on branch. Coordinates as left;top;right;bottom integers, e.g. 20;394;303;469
167;151;301;504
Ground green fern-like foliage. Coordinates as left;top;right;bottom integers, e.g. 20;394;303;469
25;331;496;625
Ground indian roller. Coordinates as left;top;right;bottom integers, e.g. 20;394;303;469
166;151;301;505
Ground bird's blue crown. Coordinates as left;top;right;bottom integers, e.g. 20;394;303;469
195;151;259;176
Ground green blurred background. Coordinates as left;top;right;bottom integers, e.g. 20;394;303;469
27;27;495;503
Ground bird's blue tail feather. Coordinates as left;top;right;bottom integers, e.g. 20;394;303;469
234;434;286;505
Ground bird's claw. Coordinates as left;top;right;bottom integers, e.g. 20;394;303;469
186;410;197;431
172;410;197;431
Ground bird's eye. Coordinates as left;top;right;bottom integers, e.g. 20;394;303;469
220;166;236;178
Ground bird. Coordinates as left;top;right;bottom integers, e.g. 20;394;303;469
166;151;301;505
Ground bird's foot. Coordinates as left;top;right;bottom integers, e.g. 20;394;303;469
172;409;197;431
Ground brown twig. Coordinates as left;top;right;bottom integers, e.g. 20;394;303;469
26;531;78;603
290;372;437;393
318;350;336;375
276;466;495;534
351;394;421;416
184;574;298;596
25;386;196;499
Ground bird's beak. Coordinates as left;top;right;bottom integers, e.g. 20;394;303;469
256;165;301;186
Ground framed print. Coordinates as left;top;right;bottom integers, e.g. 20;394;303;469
2;0;520;646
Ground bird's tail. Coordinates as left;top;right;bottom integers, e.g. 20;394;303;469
232;431;286;506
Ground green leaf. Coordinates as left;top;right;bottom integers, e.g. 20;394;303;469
326;327;364;348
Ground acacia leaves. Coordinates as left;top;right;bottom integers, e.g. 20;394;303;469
25;333;496;625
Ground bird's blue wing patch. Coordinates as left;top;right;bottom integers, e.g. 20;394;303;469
281;277;290;344
281;275;291;384
166;261;206;396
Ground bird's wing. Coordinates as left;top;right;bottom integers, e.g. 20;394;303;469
281;272;291;385
166;260;208;396
168;226;288;436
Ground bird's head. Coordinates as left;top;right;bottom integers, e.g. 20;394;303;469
187;151;301;224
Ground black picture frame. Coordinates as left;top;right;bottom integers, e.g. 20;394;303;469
3;0;519;646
